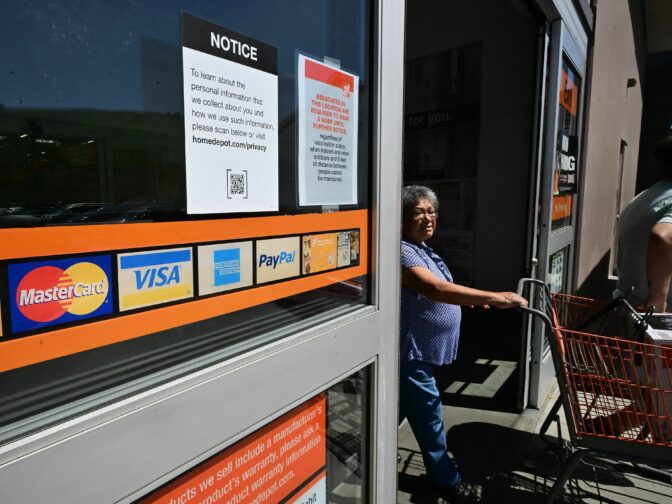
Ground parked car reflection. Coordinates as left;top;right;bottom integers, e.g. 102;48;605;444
0;202;183;227
45;203;111;224
45;202;179;225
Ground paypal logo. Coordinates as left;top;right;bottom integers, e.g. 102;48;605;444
134;265;180;289
258;251;297;269
256;237;301;284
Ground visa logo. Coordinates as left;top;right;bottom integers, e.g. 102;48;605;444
134;265;181;289
118;248;193;312
258;251;297;269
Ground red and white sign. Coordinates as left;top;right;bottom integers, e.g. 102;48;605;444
298;55;358;206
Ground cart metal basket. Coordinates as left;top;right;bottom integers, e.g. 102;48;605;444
517;278;672;502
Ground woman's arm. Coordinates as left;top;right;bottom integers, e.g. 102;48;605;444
402;266;527;308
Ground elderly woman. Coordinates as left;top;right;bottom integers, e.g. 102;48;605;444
400;185;526;502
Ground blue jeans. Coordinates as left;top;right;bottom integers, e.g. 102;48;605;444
399;361;460;487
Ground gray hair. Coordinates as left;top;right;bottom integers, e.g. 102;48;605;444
402;185;439;220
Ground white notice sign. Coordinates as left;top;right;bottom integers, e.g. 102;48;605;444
182;13;279;214
298;55;359;206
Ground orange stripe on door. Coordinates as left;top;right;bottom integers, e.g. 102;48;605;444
0;210;367;260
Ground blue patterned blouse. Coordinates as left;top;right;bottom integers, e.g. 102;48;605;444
400;239;462;366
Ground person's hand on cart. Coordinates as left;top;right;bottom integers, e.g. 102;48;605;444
488;291;528;309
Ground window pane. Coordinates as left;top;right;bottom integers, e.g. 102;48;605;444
551;56;581;231
0;0;373;441
0;0;371;224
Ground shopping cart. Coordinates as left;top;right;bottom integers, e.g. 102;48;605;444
517;278;672;502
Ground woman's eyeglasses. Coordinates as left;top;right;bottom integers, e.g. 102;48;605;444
411;209;438;220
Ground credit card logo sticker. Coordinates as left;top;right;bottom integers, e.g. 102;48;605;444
214;249;241;286
256;237;300;284
118;248;194;311
302;233;337;274
337;230;360;267
198;242;253;295
337;232;351;267
8;256;113;333
258;250;297;269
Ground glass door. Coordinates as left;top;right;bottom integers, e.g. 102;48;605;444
0;2;404;503
529;20;586;407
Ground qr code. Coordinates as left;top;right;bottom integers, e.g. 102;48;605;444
227;169;248;199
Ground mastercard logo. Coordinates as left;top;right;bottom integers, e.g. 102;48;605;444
14;261;110;324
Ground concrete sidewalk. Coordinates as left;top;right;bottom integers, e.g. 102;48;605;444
397;386;672;503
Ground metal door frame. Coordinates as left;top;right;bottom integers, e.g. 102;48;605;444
519;20;551;410
0;1;405;502
529;19;587;407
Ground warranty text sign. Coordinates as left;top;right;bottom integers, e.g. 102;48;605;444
142;394;326;504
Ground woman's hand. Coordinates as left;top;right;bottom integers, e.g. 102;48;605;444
489;292;528;309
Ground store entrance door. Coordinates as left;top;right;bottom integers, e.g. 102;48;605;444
529;19;587;407
403;0;542;413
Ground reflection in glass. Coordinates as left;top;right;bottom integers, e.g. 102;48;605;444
404;44;481;285
0;0;371;225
